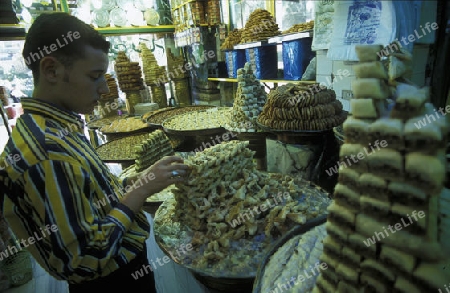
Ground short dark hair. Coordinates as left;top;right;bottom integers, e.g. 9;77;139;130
23;12;110;84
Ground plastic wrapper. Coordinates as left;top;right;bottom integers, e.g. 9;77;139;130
327;0;396;61
225;50;246;78
245;46;277;80
282;37;315;80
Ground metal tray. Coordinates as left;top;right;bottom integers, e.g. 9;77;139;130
252;215;327;293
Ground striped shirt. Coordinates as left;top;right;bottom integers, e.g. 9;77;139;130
0;98;150;284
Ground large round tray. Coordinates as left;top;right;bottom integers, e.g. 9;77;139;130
153;172;331;283
95;132;152;163
161;107;231;136
252;215;327;293
144;105;217;128
256;120;332;134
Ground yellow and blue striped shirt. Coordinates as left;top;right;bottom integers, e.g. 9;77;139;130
0;98;149;284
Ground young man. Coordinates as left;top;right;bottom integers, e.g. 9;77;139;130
0;13;189;292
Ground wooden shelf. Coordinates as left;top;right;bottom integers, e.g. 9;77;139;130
208;78;317;84
95;25;175;35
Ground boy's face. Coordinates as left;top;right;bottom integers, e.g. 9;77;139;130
55;45;110;114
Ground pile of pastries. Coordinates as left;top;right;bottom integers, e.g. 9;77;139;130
257;84;346;131
282;20;314;34
240;9;280;44
163;107;231;131
261;224;326;293
206;0;221;25
226;62;266;132
160;140;331;275
220;28;242;50
100;117;148;133
114;51;145;92
170;79;190;106
133;130;174;172
100;74;119;100
140;43;166;86
313;44;449;293
166;48;187;80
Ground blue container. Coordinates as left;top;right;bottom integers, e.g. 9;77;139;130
245;45;278;79
225;50;246;78
282;37;315;80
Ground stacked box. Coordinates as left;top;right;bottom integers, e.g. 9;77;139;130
224;49;246;78
282;37;315;80
245;45;277;80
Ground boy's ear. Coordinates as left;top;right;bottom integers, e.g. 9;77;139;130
39;56;63;83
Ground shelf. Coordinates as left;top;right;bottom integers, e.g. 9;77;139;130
0;24;26;41
95;25;175;35
208;78;317;84
268;31;313;44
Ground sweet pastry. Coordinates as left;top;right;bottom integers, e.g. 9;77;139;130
353;61;388;79
380;245;416;274
355;44;383;62
359;173;388;200
387;181;427;206
405;152;445;193
342;116;372;144
226;62;266;132
367;118;404;151
333;184;360;212
239;9;280;43
404;115;444;152
337;167;360;192
367;149;403;180
257;83;345;131
360;196;391;217
391;84;428;118
339;143;368;172
352;78;390;100
350;99;378;119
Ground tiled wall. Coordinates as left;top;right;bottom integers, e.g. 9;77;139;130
316;50;353;112
316;45;430;113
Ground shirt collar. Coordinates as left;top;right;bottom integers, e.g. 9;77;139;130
21;98;85;132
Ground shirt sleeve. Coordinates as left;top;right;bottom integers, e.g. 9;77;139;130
14;159;136;281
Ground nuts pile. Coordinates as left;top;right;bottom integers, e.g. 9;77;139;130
144;105;215;124
282;20;314;34
140;43;166;86
163;107;231;131
134;129;174;172
226;62;266;132
114;51;145;92
101;74;120;100
96;133;150;161
100;117;148;133
240;9;280;44
220;28;242;50
257;83;346;131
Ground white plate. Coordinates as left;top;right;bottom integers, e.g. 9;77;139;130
144;8;160;26
110;7;127;27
